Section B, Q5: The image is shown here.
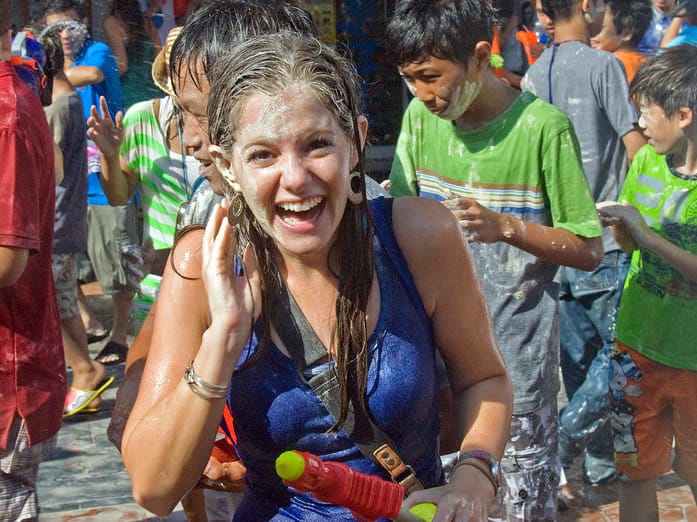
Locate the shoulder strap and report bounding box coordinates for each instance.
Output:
[271,276,424,494]
[369,197,429,322]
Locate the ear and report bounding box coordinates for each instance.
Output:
[208,144,241,192]
[350,115,369,167]
[676,107,693,130]
[473,41,492,72]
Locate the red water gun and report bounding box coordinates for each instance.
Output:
[275,450,436,521]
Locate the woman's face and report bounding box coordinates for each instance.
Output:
[225,86,360,261]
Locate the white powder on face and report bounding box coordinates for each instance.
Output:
[439,79,480,120]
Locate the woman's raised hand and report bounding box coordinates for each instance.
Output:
[202,199,262,352]
[86,95,123,158]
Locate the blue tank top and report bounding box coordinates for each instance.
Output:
[228,197,444,521]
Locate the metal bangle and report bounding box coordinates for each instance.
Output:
[183,362,230,399]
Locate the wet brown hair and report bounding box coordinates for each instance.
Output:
[208,33,374,431]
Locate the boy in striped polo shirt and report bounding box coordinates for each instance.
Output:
[386,0,603,519]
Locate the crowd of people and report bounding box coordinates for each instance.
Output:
[1,0,696,521]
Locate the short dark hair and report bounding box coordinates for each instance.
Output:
[631,44,697,117]
[170,0,315,93]
[539,0,578,21]
[606,0,653,48]
[45,0,85,21]
[385,0,495,68]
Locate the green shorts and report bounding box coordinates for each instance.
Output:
[86,203,139,295]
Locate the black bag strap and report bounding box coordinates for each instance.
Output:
[271,282,424,495]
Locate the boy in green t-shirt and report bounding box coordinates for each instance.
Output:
[386,0,603,518]
[597,44,697,521]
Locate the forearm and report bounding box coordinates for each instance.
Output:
[661,17,683,47]
[99,154,135,205]
[501,215,603,270]
[453,374,512,459]
[641,230,697,283]
[64,65,104,87]
[122,324,242,515]
[123,378,226,514]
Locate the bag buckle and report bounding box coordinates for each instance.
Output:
[373,443,424,495]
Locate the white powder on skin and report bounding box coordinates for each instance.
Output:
[440,80,481,120]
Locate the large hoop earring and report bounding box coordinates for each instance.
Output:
[227,192,245,226]
[347,171,364,205]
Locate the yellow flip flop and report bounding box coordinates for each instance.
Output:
[63,376,116,417]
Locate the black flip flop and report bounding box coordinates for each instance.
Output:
[95,341,128,365]
[87,330,109,344]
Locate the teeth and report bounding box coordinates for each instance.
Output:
[278,196,322,212]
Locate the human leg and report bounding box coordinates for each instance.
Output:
[619,477,658,521]
[490,401,560,521]
[52,253,108,409]
[87,204,139,363]
[611,344,674,521]
[670,366,697,506]
[110,289,135,346]
[76,250,108,341]
[558,253,630,479]
[0,416,57,522]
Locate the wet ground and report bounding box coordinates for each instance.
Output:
[35,289,695,521]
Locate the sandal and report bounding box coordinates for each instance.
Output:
[95,341,129,365]
[63,376,115,417]
[86,329,109,344]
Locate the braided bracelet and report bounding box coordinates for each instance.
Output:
[183,362,230,400]
[450,450,501,494]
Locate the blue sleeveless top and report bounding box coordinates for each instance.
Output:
[228,198,444,521]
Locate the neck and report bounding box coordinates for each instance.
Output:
[454,72,520,130]
[552,18,590,45]
[682,138,697,176]
[276,244,337,284]
[670,136,697,176]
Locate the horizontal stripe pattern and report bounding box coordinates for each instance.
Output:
[416,168,546,218]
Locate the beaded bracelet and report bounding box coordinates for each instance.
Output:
[183,362,230,399]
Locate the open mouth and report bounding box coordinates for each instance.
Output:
[276,196,324,225]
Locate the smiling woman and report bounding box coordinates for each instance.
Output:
[121,32,512,520]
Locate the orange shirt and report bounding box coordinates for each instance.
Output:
[614,50,646,84]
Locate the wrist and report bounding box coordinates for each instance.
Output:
[451,449,501,495]
[499,214,518,243]
[204,320,250,356]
